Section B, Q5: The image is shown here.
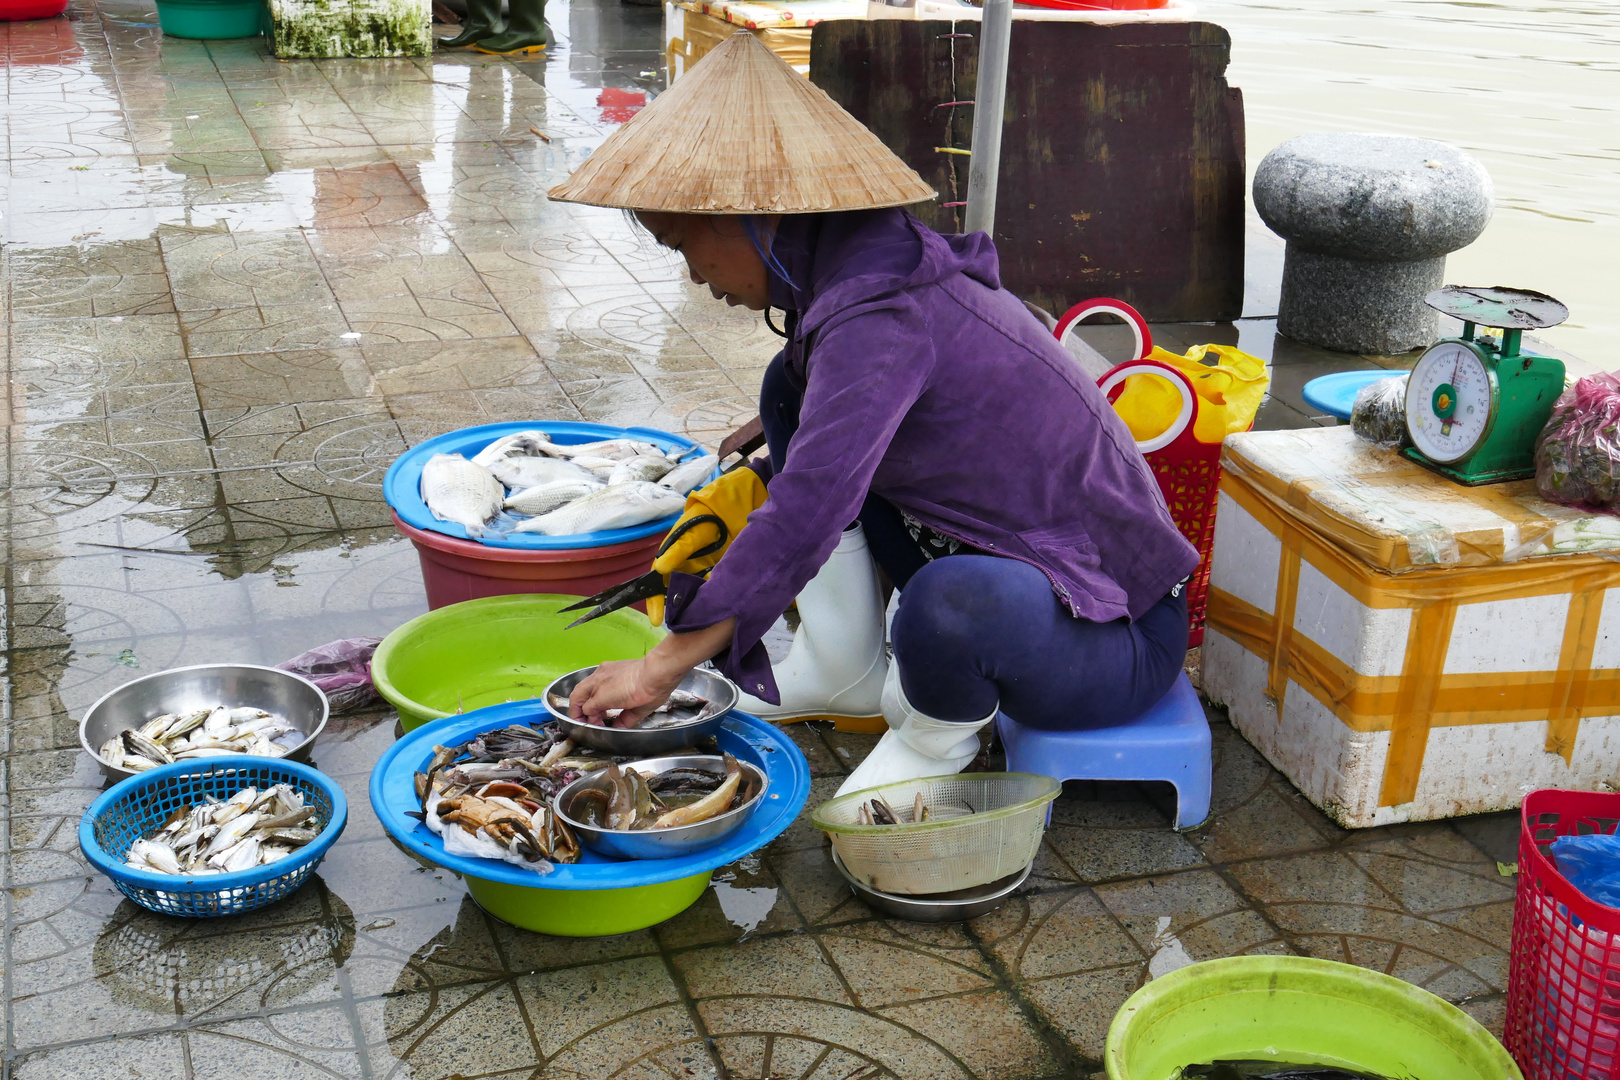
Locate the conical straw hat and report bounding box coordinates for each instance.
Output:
[547,32,936,214]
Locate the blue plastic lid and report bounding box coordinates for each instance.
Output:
[368,701,811,891]
[1301,370,1402,421]
[381,421,713,551]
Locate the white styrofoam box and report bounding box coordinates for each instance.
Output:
[1208,490,1279,614]
[1203,483,1620,827]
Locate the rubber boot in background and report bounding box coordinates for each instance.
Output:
[473,0,547,54]
[735,524,888,732]
[438,0,503,48]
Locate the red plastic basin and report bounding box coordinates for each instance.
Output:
[1,0,69,19]
[392,510,663,611]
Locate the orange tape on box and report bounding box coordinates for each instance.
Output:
[1207,470,1620,807]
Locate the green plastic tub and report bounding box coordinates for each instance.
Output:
[372,593,666,731]
[465,871,711,936]
[1106,956,1521,1080]
[154,0,265,38]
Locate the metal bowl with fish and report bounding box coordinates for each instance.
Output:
[79,664,329,781]
[543,665,737,756]
[554,752,768,860]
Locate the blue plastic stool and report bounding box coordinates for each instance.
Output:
[996,673,1212,829]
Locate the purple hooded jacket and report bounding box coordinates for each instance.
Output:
[665,209,1199,702]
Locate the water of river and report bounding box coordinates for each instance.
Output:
[1201,0,1618,365]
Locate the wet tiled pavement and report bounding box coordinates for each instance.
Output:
[2,3,1527,1077]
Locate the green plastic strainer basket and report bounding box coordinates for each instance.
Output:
[812,772,1060,895]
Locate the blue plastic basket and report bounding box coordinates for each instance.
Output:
[80,757,348,918]
[382,421,714,552]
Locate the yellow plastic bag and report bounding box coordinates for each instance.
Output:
[1111,344,1270,446]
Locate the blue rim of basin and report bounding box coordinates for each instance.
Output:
[1301,370,1401,421]
[382,421,714,551]
[369,701,810,890]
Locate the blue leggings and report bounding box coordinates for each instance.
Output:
[760,354,1187,730]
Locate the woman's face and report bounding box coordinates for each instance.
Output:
[637,212,777,310]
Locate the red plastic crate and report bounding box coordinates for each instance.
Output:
[1507,789,1620,1079]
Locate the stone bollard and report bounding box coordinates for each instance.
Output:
[1254,133,1493,354]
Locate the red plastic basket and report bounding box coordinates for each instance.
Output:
[1099,358,1228,648]
[1507,789,1620,1079]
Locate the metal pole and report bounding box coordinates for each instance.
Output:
[962,0,1013,238]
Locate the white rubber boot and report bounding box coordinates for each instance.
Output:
[834,664,994,797]
[737,524,888,730]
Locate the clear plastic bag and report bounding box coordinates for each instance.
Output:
[1537,374,1620,510]
[1350,374,1412,449]
[276,637,383,714]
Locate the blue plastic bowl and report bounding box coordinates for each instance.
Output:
[370,703,809,932]
[382,421,712,552]
[1301,369,1400,421]
[80,757,347,918]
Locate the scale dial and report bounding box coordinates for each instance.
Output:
[1405,340,1496,465]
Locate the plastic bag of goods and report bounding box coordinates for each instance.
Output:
[276,637,382,713]
[1350,375,1412,449]
[1536,373,1620,509]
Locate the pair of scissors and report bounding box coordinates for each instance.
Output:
[559,513,729,628]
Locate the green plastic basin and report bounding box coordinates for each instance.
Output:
[465,870,711,936]
[154,0,264,38]
[372,593,666,731]
[1106,956,1521,1080]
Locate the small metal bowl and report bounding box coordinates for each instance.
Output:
[554,753,768,860]
[830,851,1031,923]
[79,664,329,781]
[543,665,738,756]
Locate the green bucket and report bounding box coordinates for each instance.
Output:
[372,593,666,731]
[154,0,265,38]
[1106,957,1521,1080]
[465,870,711,936]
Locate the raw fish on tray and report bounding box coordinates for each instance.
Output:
[408,718,721,872]
[425,429,710,541]
[420,453,504,535]
[547,687,719,728]
[569,754,758,832]
[123,784,319,876]
[98,705,306,771]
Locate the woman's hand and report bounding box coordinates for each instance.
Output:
[568,658,682,728]
[566,617,738,728]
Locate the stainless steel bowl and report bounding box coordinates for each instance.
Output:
[830,851,1031,922]
[543,665,738,756]
[554,753,768,860]
[79,664,329,781]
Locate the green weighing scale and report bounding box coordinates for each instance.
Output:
[1402,285,1569,485]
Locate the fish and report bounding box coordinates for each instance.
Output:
[607,454,676,485]
[471,430,551,467]
[503,479,603,517]
[122,728,174,765]
[652,754,743,829]
[419,453,503,536]
[131,838,182,874]
[126,785,321,876]
[488,454,601,491]
[513,482,685,536]
[657,453,719,495]
[549,687,715,729]
[536,436,665,462]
